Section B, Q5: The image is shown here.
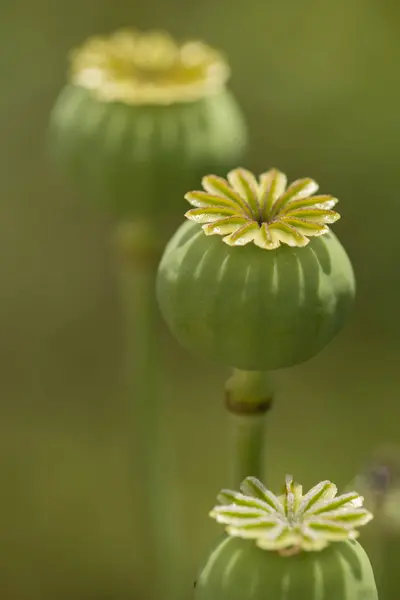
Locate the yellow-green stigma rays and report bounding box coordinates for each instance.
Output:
[210,476,373,555]
[69,29,229,105]
[185,168,340,250]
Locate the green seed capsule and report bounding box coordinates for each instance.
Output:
[195,536,378,600]
[196,476,377,600]
[157,178,355,370]
[48,29,247,220]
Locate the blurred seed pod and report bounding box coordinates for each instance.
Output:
[350,445,400,532]
[157,168,355,370]
[49,29,247,221]
[348,445,400,600]
[195,476,377,600]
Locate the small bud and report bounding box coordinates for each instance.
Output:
[350,445,400,533]
[348,446,400,599]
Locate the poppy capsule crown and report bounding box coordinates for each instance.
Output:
[68,29,230,105]
[157,167,355,371]
[185,168,340,250]
[211,475,373,554]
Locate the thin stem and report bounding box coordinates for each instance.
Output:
[378,533,399,600]
[225,369,273,487]
[228,412,267,485]
[114,220,183,600]
[367,494,398,600]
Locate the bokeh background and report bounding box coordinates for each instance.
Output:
[2,0,400,598]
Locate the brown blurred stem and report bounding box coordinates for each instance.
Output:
[225,369,273,487]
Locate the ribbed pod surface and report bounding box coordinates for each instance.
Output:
[49,85,247,218]
[195,537,378,600]
[157,220,355,370]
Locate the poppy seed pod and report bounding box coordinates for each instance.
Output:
[156,168,355,370]
[195,476,378,600]
[349,446,400,600]
[49,29,247,219]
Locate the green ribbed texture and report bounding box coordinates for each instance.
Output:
[157,220,355,371]
[48,85,247,219]
[195,537,378,600]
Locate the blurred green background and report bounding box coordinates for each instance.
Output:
[2,0,400,598]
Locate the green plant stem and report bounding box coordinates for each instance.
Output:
[228,412,268,485]
[225,369,273,487]
[378,534,399,600]
[114,220,183,600]
[366,499,399,600]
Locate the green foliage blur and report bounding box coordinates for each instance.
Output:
[1,0,400,598]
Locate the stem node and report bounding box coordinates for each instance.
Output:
[225,369,274,486]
